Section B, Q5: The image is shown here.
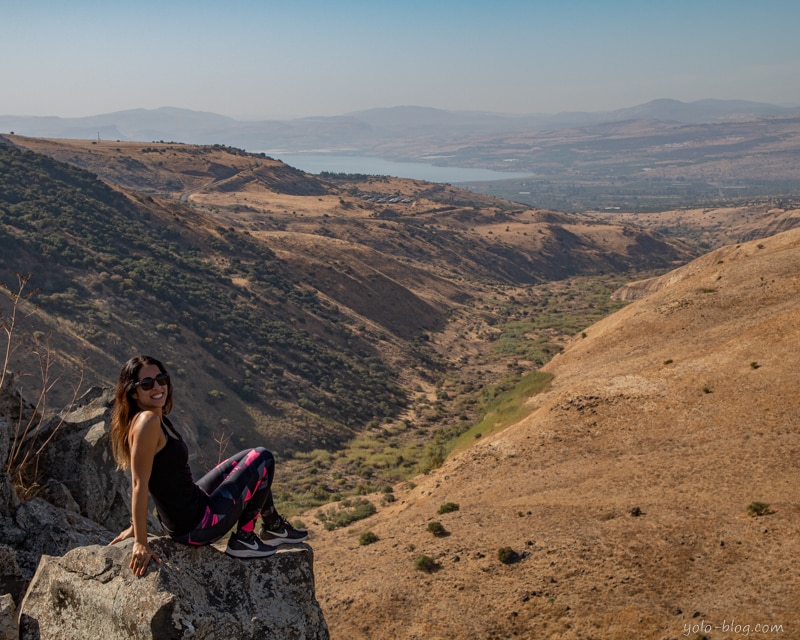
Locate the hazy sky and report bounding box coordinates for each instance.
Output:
[2,0,799,120]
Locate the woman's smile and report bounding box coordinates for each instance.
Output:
[133,364,169,412]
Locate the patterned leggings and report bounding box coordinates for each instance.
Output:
[171,447,275,546]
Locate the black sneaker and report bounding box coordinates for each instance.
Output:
[259,515,308,547]
[225,529,277,558]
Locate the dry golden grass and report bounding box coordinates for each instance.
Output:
[308,228,800,640]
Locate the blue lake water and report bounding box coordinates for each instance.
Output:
[263,153,532,184]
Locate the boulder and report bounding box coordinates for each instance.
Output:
[19,537,329,640]
[0,545,26,606]
[0,593,17,640]
[33,387,133,532]
[12,497,114,579]
[0,383,132,532]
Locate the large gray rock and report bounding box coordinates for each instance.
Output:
[0,545,26,606]
[19,537,329,640]
[33,387,133,532]
[0,593,17,640]
[0,383,131,531]
[12,497,114,581]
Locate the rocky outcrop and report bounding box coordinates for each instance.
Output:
[19,537,328,640]
[30,387,133,532]
[2,377,328,638]
[0,385,131,599]
[11,497,115,584]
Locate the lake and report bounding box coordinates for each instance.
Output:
[262,153,532,184]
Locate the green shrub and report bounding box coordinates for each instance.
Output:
[498,547,520,564]
[414,555,439,573]
[747,501,771,517]
[359,531,379,545]
[427,521,447,537]
[437,502,460,515]
[322,498,377,530]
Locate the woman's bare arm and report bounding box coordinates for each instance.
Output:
[125,411,164,576]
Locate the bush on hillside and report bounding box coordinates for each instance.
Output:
[359,531,379,546]
[414,555,439,573]
[437,502,460,514]
[322,498,376,530]
[498,547,521,564]
[747,501,771,517]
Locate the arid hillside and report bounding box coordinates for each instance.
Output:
[593,200,800,252]
[308,228,800,640]
[1,135,692,469]
[4,133,799,638]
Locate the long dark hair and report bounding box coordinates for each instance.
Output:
[110,355,173,469]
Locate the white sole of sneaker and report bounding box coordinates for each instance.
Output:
[225,548,277,558]
[261,535,309,547]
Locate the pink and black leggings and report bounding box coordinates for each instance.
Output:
[171,447,275,546]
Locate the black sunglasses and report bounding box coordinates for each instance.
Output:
[134,373,170,391]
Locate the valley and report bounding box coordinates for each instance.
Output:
[1,134,697,511]
[2,132,799,638]
[3,134,798,515]
[309,227,800,638]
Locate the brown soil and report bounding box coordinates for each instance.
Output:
[308,228,800,640]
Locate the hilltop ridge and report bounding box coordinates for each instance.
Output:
[5,100,800,213]
[2,99,796,147]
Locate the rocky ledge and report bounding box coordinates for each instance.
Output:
[1,380,328,639]
[19,537,328,640]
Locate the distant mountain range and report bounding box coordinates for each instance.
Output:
[2,99,798,154]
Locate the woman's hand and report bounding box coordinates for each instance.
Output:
[130,540,162,578]
[109,524,134,546]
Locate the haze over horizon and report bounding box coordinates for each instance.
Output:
[2,0,800,122]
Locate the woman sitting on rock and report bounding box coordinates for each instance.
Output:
[109,355,306,577]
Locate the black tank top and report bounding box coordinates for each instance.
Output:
[148,417,208,536]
